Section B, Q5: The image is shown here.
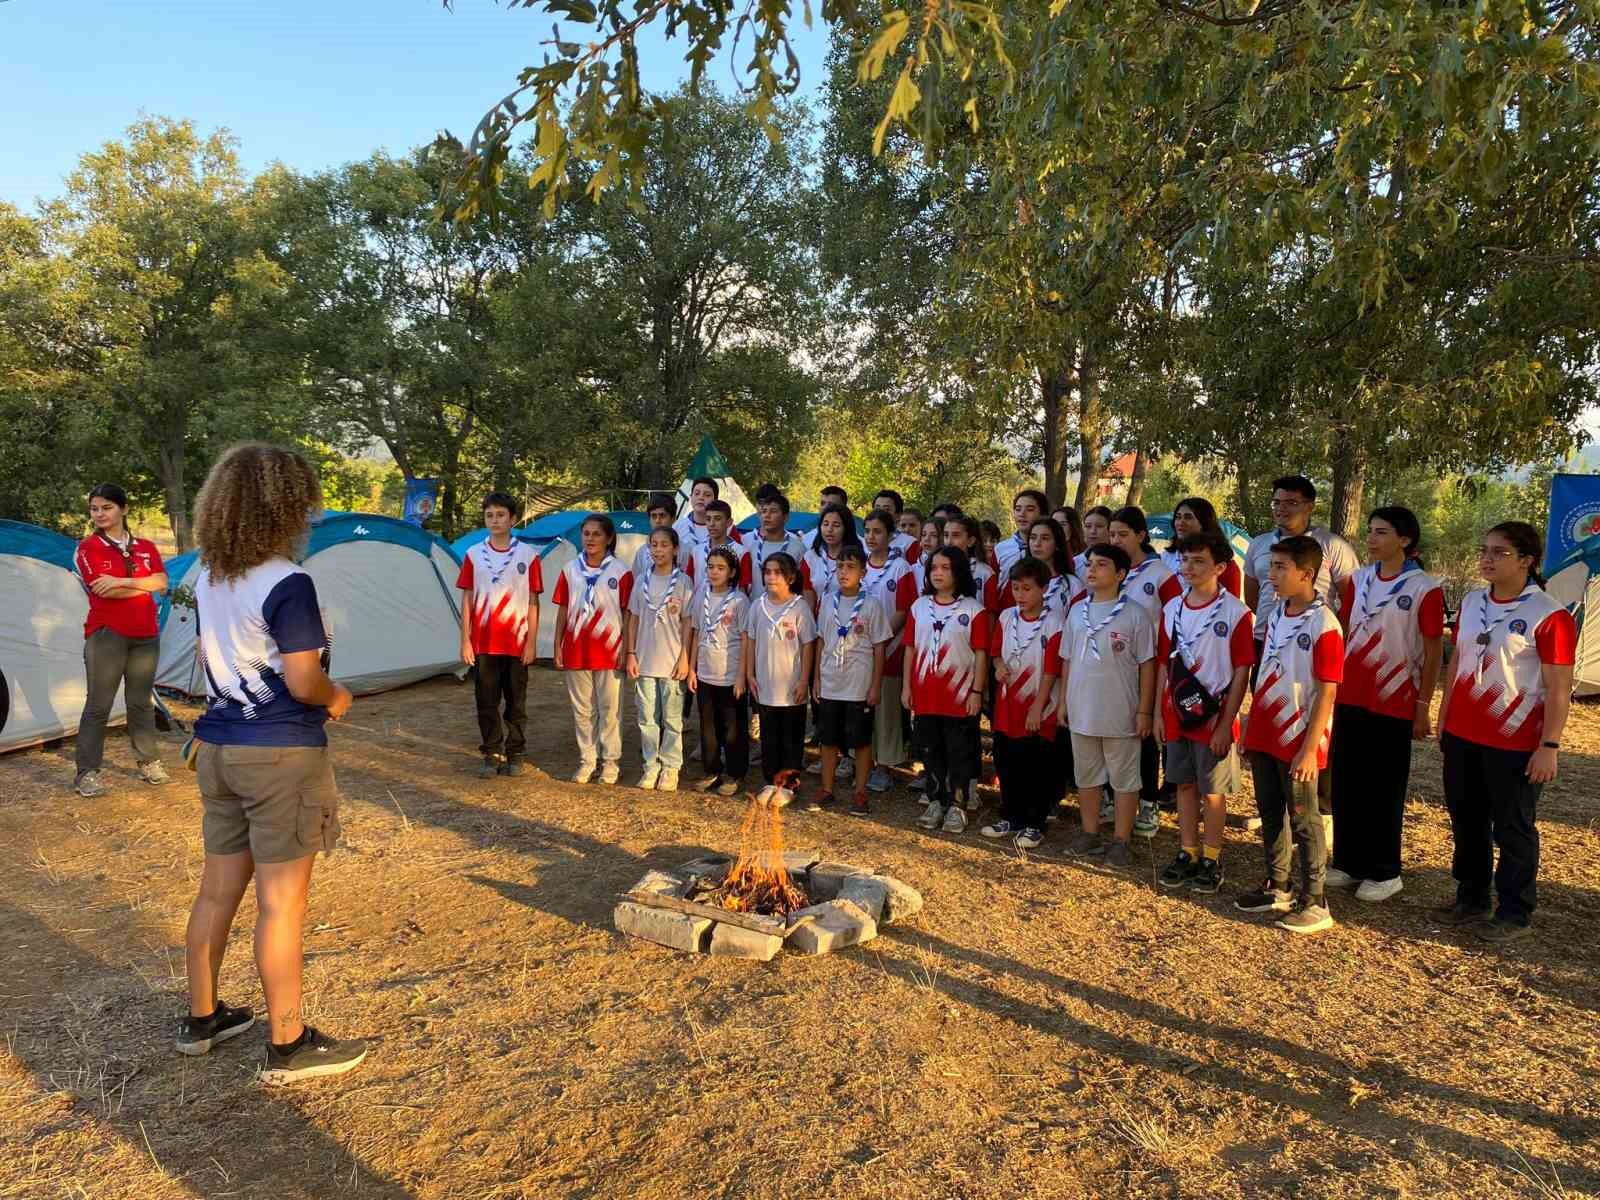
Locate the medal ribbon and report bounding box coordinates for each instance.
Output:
[1474,584,1540,683]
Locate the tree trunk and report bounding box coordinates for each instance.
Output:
[1329,434,1365,541]
[156,418,192,551]
[1073,343,1105,511]
[1126,448,1151,508]
[1039,352,1074,508]
[1235,458,1259,534]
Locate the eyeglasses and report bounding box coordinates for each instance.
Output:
[1269,497,1308,509]
[1476,546,1520,561]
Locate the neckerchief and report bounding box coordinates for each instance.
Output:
[1004,609,1047,674]
[643,566,684,621]
[759,595,802,643]
[700,585,735,640]
[829,590,867,666]
[1172,590,1227,670]
[1350,559,1420,632]
[478,537,518,587]
[1263,598,1324,670]
[97,530,136,577]
[1078,591,1129,662]
[1474,584,1541,683]
[574,555,616,623]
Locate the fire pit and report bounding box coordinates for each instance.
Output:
[614,779,922,961]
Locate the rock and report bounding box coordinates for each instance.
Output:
[836,875,889,923]
[614,902,712,953]
[787,899,877,955]
[782,849,821,874]
[806,861,869,902]
[679,856,732,883]
[868,875,923,923]
[708,922,784,961]
[632,869,692,898]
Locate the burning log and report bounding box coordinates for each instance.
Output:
[694,771,810,918]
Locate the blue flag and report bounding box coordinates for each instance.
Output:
[403,478,440,527]
[1545,473,1600,573]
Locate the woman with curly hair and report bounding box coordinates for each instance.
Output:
[179,443,367,1084]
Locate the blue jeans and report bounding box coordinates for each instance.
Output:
[635,676,685,770]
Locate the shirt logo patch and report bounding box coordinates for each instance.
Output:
[517,562,528,575]
[1296,632,1312,650]
[785,627,797,640]
[608,577,619,589]
[958,614,970,626]
[1144,582,1156,595]
[1110,631,1127,653]
[1396,594,1412,611]
[1213,621,1230,637]
[1509,618,1528,635]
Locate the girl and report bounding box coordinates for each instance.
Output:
[687,547,750,796]
[626,527,694,791]
[742,553,818,798]
[1326,506,1444,902]
[1436,521,1573,942]
[1053,506,1089,560]
[862,511,911,792]
[902,548,991,834]
[802,503,862,608]
[1108,506,1182,836]
[552,514,633,784]
[72,483,169,798]
[1075,505,1114,577]
[999,518,1077,615]
[182,443,364,1083]
[1163,497,1243,598]
[944,515,1001,611]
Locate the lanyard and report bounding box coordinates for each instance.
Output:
[1078,592,1128,661]
[575,555,616,621]
[1474,584,1540,682]
[760,596,802,643]
[700,586,735,639]
[98,531,135,577]
[829,590,867,665]
[1172,592,1227,669]
[1004,610,1046,673]
[1351,560,1420,631]
[643,567,683,620]
[1263,599,1324,669]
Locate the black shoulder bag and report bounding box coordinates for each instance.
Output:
[1167,611,1224,731]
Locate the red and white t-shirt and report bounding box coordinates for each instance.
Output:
[863,553,910,677]
[76,533,164,639]
[1122,556,1183,624]
[801,546,845,600]
[989,607,1064,740]
[456,538,543,657]
[687,538,753,591]
[993,531,1032,577]
[903,596,991,718]
[1243,601,1344,766]
[1339,562,1445,721]
[1161,550,1244,599]
[1443,586,1576,753]
[996,571,1081,617]
[743,594,818,706]
[551,554,633,670]
[890,530,919,562]
[1156,589,1255,742]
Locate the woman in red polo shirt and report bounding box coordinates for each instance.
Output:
[72,484,169,797]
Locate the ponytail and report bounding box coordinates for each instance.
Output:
[1110,505,1155,555]
[1487,520,1545,589]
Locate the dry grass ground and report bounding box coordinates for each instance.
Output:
[2,671,1597,1199]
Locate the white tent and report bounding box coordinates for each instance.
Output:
[0,520,127,754]
[452,510,652,660]
[674,436,755,524]
[1545,534,1600,697]
[157,514,467,697]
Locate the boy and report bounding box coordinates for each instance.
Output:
[688,499,752,590]
[898,507,925,545]
[1154,531,1254,893]
[811,546,891,815]
[996,490,1047,575]
[749,489,808,592]
[458,492,542,777]
[1236,535,1344,934]
[675,477,734,568]
[982,558,1065,849]
[873,489,919,561]
[820,484,849,512]
[1059,543,1155,868]
[633,492,677,578]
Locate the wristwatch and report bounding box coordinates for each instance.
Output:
[1542,740,1560,750]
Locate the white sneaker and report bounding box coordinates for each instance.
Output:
[980,819,1015,840]
[571,762,597,784]
[600,762,620,785]
[964,779,980,811]
[657,768,679,793]
[635,763,661,791]
[1356,876,1403,903]
[837,755,855,782]
[866,765,892,793]
[806,758,823,774]
[1324,866,1359,888]
[1014,828,1044,850]
[916,799,945,829]
[1099,796,1114,824]
[941,804,968,834]
[139,759,170,785]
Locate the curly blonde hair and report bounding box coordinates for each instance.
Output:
[193,443,322,582]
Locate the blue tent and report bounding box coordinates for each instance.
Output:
[1148,513,1254,560]
[1546,533,1600,696]
[736,511,866,537]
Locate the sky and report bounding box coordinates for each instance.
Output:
[0,0,830,210]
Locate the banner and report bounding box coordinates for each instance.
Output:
[1545,472,1600,573]
[402,477,440,527]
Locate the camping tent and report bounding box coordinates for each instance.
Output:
[1546,533,1600,697]
[156,514,467,697]
[735,511,864,538]
[0,520,128,753]
[452,510,652,659]
[1148,513,1254,561]
[675,437,755,524]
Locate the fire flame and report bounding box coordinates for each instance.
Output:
[704,771,809,917]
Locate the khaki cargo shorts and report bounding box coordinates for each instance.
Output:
[198,743,341,863]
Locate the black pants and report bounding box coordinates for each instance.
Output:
[1440,732,1541,924]
[1249,751,1329,897]
[915,713,980,806]
[474,654,528,759]
[1139,733,1160,804]
[1052,730,1076,800]
[698,682,749,781]
[76,628,160,772]
[759,703,807,783]
[996,732,1056,830]
[1330,704,1412,882]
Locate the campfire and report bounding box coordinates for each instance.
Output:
[613,771,924,961]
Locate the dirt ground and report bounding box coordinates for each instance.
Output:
[2,670,1597,1200]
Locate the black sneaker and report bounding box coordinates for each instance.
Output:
[1234,879,1293,913]
[1433,900,1492,925]
[261,1027,368,1085]
[499,758,525,777]
[849,793,870,818]
[1189,857,1223,894]
[805,791,835,813]
[1476,916,1532,944]
[175,1001,255,1056]
[1158,851,1198,890]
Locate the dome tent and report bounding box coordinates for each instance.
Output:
[156,514,467,698]
[452,510,652,660]
[1147,512,1254,561]
[0,520,128,753]
[1545,533,1600,698]
[675,437,755,525]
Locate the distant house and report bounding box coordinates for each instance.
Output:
[1096,452,1139,501]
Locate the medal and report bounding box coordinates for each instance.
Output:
[1473,585,1538,682]
[1005,610,1046,674]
